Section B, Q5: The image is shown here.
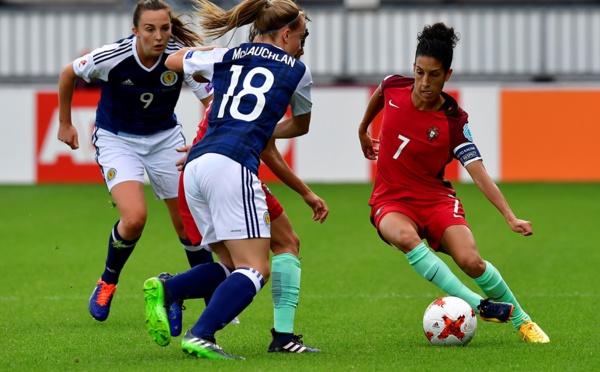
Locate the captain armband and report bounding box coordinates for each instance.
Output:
[454,142,482,167]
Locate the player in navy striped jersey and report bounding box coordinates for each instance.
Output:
[57,0,216,323]
[159,25,324,353]
[142,0,313,360]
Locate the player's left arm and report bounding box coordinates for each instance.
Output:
[260,138,328,223]
[271,113,311,138]
[272,68,313,139]
[358,84,384,160]
[465,160,533,236]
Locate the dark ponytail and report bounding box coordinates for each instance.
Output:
[415,22,460,72]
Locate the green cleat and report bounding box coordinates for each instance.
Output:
[181,330,244,360]
[143,277,171,347]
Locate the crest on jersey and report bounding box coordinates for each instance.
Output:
[263,211,271,228]
[106,168,117,182]
[463,124,473,141]
[160,71,178,86]
[427,126,440,142]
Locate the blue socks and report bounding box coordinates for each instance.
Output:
[191,267,264,339]
[165,262,231,301]
[181,238,214,268]
[180,238,215,306]
[101,221,138,285]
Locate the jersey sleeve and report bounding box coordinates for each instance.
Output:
[451,119,483,167]
[185,74,213,101]
[73,48,111,82]
[381,75,414,93]
[72,54,96,83]
[73,42,123,82]
[289,66,313,116]
[169,40,214,100]
[182,47,228,82]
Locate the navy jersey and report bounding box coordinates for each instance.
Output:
[73,35,212,135]
[183,43,313,174]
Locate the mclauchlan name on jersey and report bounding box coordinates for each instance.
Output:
[231,46,296,67]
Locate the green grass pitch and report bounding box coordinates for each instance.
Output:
[1,182,598,371]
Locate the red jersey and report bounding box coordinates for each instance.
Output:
[369,75,476,207]
[193,102,212,144]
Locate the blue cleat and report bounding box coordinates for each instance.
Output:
[157,272,184,337]
[89,279,117,322]
[478,298,515,323]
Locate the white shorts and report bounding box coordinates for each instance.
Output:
[183,153,271,245]
[93,126,185,200]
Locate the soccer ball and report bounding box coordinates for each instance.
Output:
[422,296,477,346]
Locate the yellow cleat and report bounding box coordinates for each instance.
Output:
[519,320,550,343]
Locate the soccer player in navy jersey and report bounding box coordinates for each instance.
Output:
[162,24,325,353]
[57,0,216,323]
[174,110,327,353]
[358,22,549,343]
[142,0,314,360]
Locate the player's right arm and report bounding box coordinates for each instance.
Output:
[57,61,80,150]
[260,138,328,223]
[58,47,106,150]
[165,46,227,81]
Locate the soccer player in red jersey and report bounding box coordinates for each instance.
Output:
[358,22,549,343]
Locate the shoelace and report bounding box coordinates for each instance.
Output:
[166,301,185,313]
[479,299,511,317]
[477,299,489,311]
[521,321,544,338]
[291,334,305,345]
[96,282,116,306]
[523,324,538,337]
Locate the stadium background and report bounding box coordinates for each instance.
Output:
[1,0,599,184]
[2,3,599,369]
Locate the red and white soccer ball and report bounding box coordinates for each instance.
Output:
[423,296,477,346]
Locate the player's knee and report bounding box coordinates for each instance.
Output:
[458,254,486,278]
[270,232,300,256]
[259,265,271,284]
[293,234,300,255]
[391,229,421,252]
[172,222,187,238]
[235,259,271,283]
[120,213,147,236]
[286,233,300,255]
